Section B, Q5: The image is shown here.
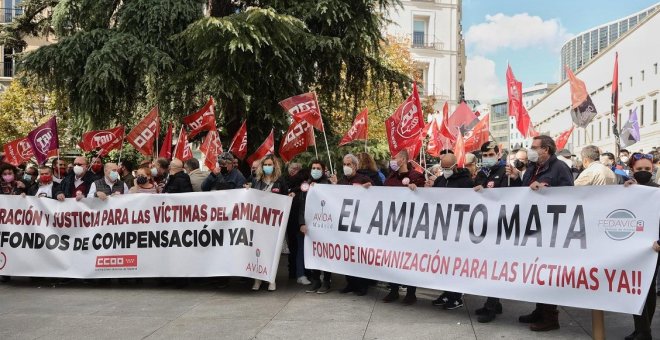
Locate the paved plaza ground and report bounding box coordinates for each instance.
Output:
[0,258,657,339]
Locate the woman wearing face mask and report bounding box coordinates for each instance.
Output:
[297,160,333,293]
[129,166,160,194]
[0,163,26,283]
[623,153,658,340]
[249,155,288,291]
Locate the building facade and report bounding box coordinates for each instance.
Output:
[489,83,556,150]
[560,3,659,81]
[530,8,660,155]
[384,0,465,110]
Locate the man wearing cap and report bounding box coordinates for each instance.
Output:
[202,152,246,191]
[472,142,522,323]
[557,149,579,180]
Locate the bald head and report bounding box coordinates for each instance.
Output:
[170,159,183,174]
[441,154,457,168]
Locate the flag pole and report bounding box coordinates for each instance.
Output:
[313,130,319,159]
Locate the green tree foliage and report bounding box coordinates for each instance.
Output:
[3,0,408,158]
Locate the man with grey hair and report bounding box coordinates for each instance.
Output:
[574,145,616,186]
[87,163,129,200]
[184,158,208,192]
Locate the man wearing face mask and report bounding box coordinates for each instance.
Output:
[89,157,104,181]
[618,149,631,173]
[87,163,128,200]
[508,135,573,332]
[513,149,529,178]
[21,165,39,195]
[163,159,193,194]
[382,149,426,305]
[557,149,579,180]
[600,152,628,184]
[29,166,65,201]
[426,153,473,310]
[53,159,68,184]
[61,156,97,200]
[201,153,246,191]
[329,153,373,296]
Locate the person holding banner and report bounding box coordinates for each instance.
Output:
[163,159,193,194]
[299,160,333,293]
[87,163,129,199]
[249,155,288,292]
[508,135,573,332]
[0,162,26,283]
[330,153,373,296]
[202,153,246,191]
[472,142,521,323]
[427,153,474,310]
[382,150,425,305]
[53,159,68,184]
[623,153,659,340]
[30,165,66,201]
[61,156,97,200]
[89,157,104,182]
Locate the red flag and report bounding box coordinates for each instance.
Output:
[78,125,125,157]
[554,126,575,150]
[279,119,315,162]
[127,106,159,156]
[183,97,217,139]
[517,109,532,138]
[385,83,425,155]
[464,114,490,152]
[455,131,466,168]
[438,102,456,142]
[172,126,192,162]
[448,102,477,136]
[229,121,248,160]
[506,65,524,121]
[611,53,620,139]
[339,108,368,146]
[280,92,324,131]
[200,130,223,171]
[27,116,59,164]
[3,137,33,166]
[527,121,540,137]
[159,123,173,159]
[566,66,597,128]
[426,119,444,157]
[247,130,274,165]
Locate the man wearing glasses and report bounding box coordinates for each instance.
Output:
[201,152,246,191]
[60,156,98,200]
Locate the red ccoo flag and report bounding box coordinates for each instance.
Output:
[566,66,597,128]
[172,126,192,162]
[199,129,223,171]
[280,92,324,131]
[554,126,575,150]
[339,108,368,146]
[464,114,490,152]
[385,83,425,156]
[3,137,33,166]
[229,121,248,160]
[247,130,274,165]
[183,97,217,139]
[128,106,160,156]
[280,119,315,162]
[27,116,59,164]
[159,123,173,159]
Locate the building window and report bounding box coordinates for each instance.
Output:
[653,99,658,123]
[606,118,611,137]
[640,105,644,126]
[590,124,594,142]
[630,76,633,87]
[609,23,618,43]
[619,82,623,93]
[414,68,427,95]
[655,63,658,75]
[412,19,427,48]
[641,70,645,81]
[598,27,608,50]
[598,121,602,140]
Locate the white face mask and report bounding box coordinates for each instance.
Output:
[389,160,400,172]
[343,166,354,177]
[442,169,454,178]
[73,165,84,176]
[310,169,323,180]
[527,149,539,163]
[150,168,158,177]
[108,171,119,182]
[620,156,629,163]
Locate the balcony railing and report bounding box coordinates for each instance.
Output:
[1,61,15,78]
[1,8,23,24]
[411,33,445,50]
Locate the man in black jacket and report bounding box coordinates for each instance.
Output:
[30,165,65,201]
[201,153,246,191]
[510,135,574,332]
[164,159,193,194]
[426,153,473,310]
[472,142,521,323]
[61,156,97,200]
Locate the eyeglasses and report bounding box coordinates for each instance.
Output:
[632,153,653,161]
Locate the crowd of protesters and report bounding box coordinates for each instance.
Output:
[1,135,659,339]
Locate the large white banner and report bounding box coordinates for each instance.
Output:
[0,189,292,281]
[304,184,660,314]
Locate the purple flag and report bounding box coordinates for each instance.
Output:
[619,108,640,148]
[27,116,59,164]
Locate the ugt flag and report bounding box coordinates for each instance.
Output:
[386,83,425,156]
[339,108,368,146]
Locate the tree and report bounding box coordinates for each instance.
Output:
[3,0,408,155]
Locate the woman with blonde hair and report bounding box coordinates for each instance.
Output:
[248,154,289,291]
[356,152,383,186]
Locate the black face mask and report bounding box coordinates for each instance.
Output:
[136,176,148,185]
[514,160,526,171]
[633,171,653,184]
[220,167,229,175]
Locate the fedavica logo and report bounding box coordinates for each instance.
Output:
[598,209,644,241]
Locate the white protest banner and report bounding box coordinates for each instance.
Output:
[304,184,660,314]
[0,189,292,281]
